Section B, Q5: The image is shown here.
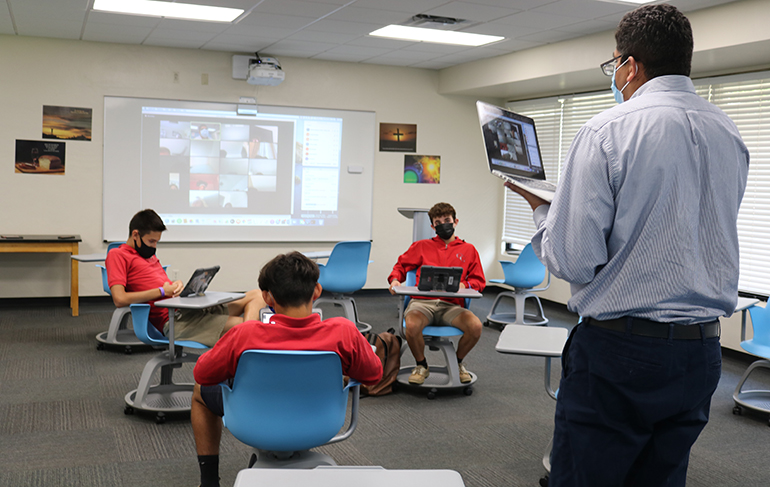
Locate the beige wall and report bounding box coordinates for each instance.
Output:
[0,34,503,300]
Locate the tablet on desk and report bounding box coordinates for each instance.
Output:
[179,266,220,297]
[418,266,463,293]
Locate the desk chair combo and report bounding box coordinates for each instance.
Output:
[222,350,360,468]
[732,302,770,424]
[395,270,477,399]
[486,243,549,329]
[95,242,147,354]
[495,323,569,487]
[123,303,209,423]
[314,240,372,333]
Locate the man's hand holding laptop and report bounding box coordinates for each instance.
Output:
[504,181,550,211]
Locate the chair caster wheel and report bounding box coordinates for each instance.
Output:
[483,321,489,327]
[124,406,134,415]
[96,343,105,350]
[539,475,549,487]
[155,413,166,424]
[463,387,473,396]
[733,406,742,415]
[427,389,437,400]
[124,346,132,355]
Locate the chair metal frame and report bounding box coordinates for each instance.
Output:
[486,243,550,328]
[123,303,209,423]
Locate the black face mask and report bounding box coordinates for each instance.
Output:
[135,236,157,259]
[435,222,455,240]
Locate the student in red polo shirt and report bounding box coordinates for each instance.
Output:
[105,209,264,347]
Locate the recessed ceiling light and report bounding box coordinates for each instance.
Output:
[93,0,244,23]
[369,25,504,47]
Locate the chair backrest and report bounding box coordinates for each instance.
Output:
[747,304,770,350]
[500,243,546,289]
[99,242,125,295]
[317,241,372,294]
[222,350,350,452]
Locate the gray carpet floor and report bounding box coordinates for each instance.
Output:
[1,289,769,486]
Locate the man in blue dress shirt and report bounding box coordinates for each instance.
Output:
[507,5,749,486]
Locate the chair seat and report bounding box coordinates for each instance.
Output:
[741,339,770,360]
[423,325,463,337]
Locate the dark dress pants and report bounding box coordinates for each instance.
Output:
[548,323,722,487]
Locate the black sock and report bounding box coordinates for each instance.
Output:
[416,358,428,368]
[198,455,220,487]
[457,356,464,364]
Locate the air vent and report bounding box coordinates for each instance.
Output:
[404,14,472,30]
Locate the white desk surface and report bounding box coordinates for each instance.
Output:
[393,286,482,299]
[154,291,245,310]
[736,297,760,313]
[71,253,107,262]
[496,324,569,357]
[233,466,465,487]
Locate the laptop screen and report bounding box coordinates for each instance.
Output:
[476,101,546,180]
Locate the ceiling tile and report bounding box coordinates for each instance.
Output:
[202,38,274,52]
[465,0,559,8]
[15,21,83,40]
[315,44,392,58]
[143,38,207,49]
[156,18,232,34]
[224,23,294,39]
[482,37,543,52]
[350,0,451,14]
[87,11,162,28]
[326,6,411,24]
[532,0,633,20]
[251,0,344,18]
[286,29,361,44]
[401,42,473,55]
[424,1,523,22]
[237,12,316,30]
[517,28,581,44]
[304,18,384,35]
[82,26,153,45]
[268,38,338,53]
[344,36,417,50]
[460,21,539,38]
[555,18,616,35]
[370,49,445,63]
[410,59,458,70]
[495,10,584,30]
[145,29,220,43]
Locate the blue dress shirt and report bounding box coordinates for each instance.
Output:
[532,75,750,323]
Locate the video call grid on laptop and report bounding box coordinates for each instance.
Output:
[476,101,557,202]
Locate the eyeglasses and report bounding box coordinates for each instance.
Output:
[600,54,623,76]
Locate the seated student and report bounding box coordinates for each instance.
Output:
[388,202,486,385]
[105,209,264,347]
[191,251,383,487]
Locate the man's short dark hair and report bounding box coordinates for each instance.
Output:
[428,202,456,224]
[615,4,693,79]
[258,252,319,308]
[129,209,166,237]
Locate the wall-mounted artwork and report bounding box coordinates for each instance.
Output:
[15,140,66,175]
[380,123,416,152]
[404,155,440,184]
[43,105,92,141]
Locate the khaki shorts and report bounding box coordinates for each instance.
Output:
[405,299,466,327]
[163,304,229,348]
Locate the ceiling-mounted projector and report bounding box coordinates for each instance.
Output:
[247,56,285,86]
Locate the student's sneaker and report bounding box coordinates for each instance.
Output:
[408,365,430,385]
[458,362,472,383]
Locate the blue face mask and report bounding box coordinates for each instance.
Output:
[611,58,631,104]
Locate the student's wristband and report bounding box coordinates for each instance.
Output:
[159,286,165,298]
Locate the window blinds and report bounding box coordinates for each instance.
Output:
[503,72,770,295]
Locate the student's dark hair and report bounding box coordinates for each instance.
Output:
[128,209,166,237]
[428,202,456,224]
[258,251,319,308]
[615,4,693,79]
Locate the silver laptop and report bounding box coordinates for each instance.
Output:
[476,101,556,202]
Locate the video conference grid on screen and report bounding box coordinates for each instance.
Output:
[140,106,343,228]
[481,110,543,176]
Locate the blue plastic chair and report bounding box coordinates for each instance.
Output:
[95,242,146,353]
[315,241,372,329]
[486,243,549,328]
[123,303,209,423]
[733,303,770,423]
[222,350,361,468]
[396,270,475,398]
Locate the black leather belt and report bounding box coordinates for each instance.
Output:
[585,317,720,340]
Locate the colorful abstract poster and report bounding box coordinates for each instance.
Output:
[404,155,440,184]
[42,105,92,141]
[380,123,416,152]
[15,140,66,175]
